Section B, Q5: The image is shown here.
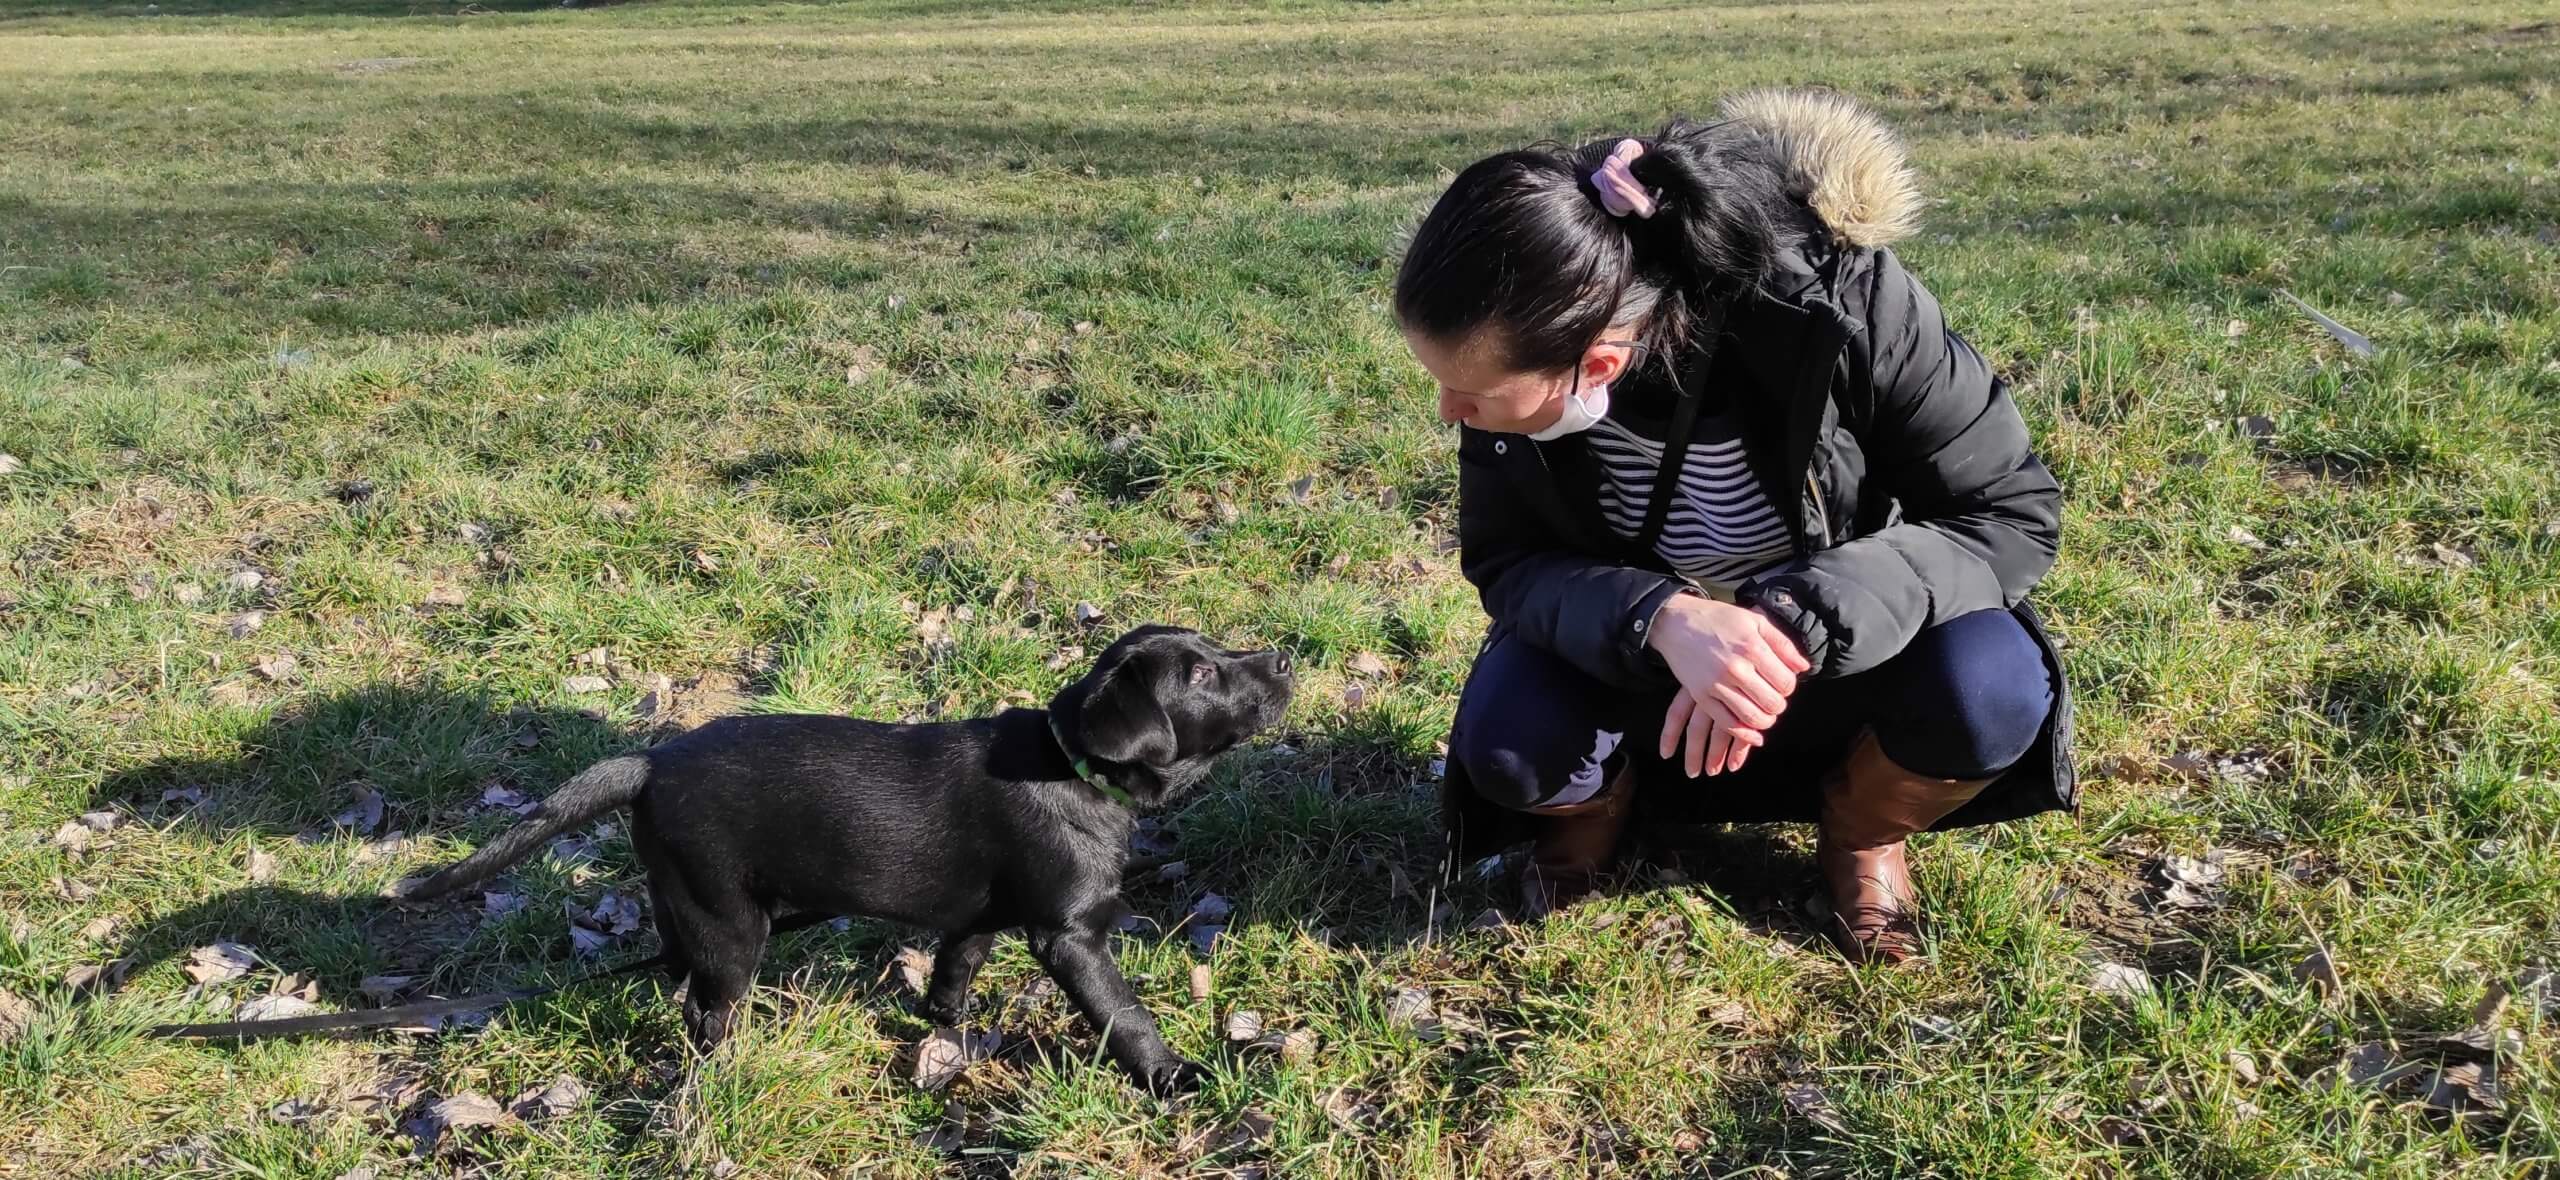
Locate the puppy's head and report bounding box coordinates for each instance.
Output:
[1048,624,1295,806]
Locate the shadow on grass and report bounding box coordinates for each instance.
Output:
[92,679,636,841]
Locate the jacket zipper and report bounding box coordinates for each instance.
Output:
[1803,468,1832,549]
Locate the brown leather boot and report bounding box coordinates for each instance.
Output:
[1518,766,1636,920]
[1817,732,1994,964]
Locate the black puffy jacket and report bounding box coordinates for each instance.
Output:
[1449,90,2073,837]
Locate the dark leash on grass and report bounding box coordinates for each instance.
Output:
[144,910,845,1042]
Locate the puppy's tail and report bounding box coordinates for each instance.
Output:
[389,756,651,902]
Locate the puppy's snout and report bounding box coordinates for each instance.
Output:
[1270,649,1294,677]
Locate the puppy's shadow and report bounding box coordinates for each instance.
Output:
[83,884,484,1012]
[92,679,636,843]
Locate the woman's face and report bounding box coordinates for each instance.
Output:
[1404,330,1632,435]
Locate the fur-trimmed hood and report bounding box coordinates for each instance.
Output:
[1719,89,1922,249]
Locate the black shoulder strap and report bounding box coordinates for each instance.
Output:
[1633,301,1729,553]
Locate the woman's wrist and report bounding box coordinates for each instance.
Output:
[1642,589,1713,652]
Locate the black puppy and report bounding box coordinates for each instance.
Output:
[395,624,1293,1094]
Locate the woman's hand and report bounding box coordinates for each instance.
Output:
[1645,595,1812,777]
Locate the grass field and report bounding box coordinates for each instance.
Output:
[4,0,2558,1175]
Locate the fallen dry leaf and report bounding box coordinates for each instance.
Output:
[359,975,415,1004]
[1191,892,1233,923]
[562,674,610,695]
[226,611,265,639]
[1347,651,1390,678]
[2154,852,2229,910]
[0,988,35,1043]
[51,821,92,853]
[568,925,613,958]
[1188,924,1225,954]
[1274,1027,1321,1065]
[184,941,258,985]
[254,652,298,683]
[894,946,934,996]
[1782,1083,1848,1135]
[332,786,385,834]
[2330,1041,2429,1091]
[268,1097,325,1125]
[1155,859,1190,884]
[245,847,278,882]
[422,584,469,609]
[404,1091,510,1152]
[2153,750,2214,782]
[911,1027,1000,1091]
[52,876,97,902]
[2295,947,2343,997]
[2226,1050,2261,1086]
[2423,1060,2503,1120]
[1216,1107,1278,1153]
[2275,289,2379,357]
[80,916,117,942]
[65,958,131,993]
[510,1075,589,1121]
[2088,961,2153,999]
[1224,1010,1265,1042]
[1190,963,1213,1004]
[236,995,321,1021]
[587,890,643,934]
[1319,1086,1374,1129]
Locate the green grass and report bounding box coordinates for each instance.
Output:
[4,0,2559,1175]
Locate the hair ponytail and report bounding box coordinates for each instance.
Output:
[1393,117,1799,377]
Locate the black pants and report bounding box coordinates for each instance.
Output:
[1450,608,2056,816]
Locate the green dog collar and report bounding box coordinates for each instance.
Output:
[1049,714,1135,808]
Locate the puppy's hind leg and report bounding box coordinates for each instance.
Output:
[653,879,770,1052]
[918,931,996,1026]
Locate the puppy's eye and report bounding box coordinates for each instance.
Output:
[1188,662,1215,685]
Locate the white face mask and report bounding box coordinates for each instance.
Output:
[1526,377,1610,441]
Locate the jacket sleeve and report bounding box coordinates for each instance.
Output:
[1457,428,1688,690]
[1739,250,2062,678]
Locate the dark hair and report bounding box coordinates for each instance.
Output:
[1392,118,1797,374]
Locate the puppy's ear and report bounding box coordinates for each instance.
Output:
[1062,662,1178,767]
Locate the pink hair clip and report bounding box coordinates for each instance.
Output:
[1589,139,1656,219]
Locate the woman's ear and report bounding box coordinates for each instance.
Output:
[1581,339,1636,388]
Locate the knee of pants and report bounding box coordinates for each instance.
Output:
[1873,609,2053,780]
[1450,638,1627,811]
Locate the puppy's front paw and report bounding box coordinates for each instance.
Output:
[1137,1057,1205,1097]
[914,995,970,1026]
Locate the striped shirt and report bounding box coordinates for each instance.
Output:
[1587,411,1794,592]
